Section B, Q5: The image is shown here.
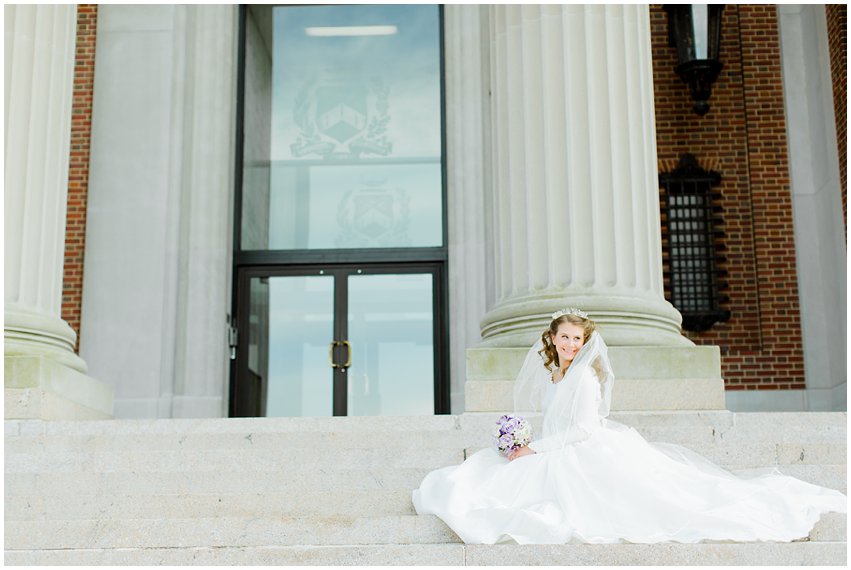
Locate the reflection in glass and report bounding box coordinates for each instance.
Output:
[347,274,434,415]
[256,276,335,417]
[242,4,443,250]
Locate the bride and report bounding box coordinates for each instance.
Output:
[412,308,846,544]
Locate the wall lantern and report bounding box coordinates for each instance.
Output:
[663,4,725,116]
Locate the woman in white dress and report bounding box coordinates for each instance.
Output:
[412,308,846,545]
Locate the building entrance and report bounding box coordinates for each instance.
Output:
[231,264,447,417]
[231,4,447,417]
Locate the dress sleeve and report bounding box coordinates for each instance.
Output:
[527,369,602,453]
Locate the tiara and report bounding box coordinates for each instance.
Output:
[551,307,588,320]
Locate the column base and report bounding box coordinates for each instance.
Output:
[4,305,112,419]
[465,345,725,412]
[5,356,114,420]
[479,293,694,348]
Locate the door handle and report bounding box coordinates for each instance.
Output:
[341,340,352,369]
[329,341,340,369]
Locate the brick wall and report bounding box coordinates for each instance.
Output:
[62,4,98,351]
[825,4,847,239]
[650,5,805,391]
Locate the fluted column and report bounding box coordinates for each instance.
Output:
[4,5,86,369]
[5,5,113,418]
[481,5,690,347]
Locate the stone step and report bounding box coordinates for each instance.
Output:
[4,416,459,437]
[6,455,845,495]
[5,465,845,522]
[7,411,845,439]
[464,541,847,566]
[6,421,843,457]
[5,484,844,540]
[4,447,466,472]
[5,489,420,520]
[5,467,435,496]
[4,541,846,566]
[4,515,459,550]
[5,412,846,463]
[460,412,848,444]
[460,441,846,469]
[3,430,474,455]
[4,512,843,552]
[734,464,847,494]
[8,434,843,476]
[808,513,848,542]
[6,466,845,522]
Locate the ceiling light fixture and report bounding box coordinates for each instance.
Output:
[305,25,398,37]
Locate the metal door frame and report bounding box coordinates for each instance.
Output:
[230,263,448,417]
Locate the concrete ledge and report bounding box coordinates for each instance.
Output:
[464,541,847,566]
[465,345,724,412]
[4,542,845,566]
[5,356,113,420]
[465,377,725,412]
[3,544,467,566]
[4,515,460,550]
[466,345,721,381]
[613,376,725,410]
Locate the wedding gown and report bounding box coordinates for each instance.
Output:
[412,333,846,545]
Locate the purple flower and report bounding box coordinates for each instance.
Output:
[493,413,533,454]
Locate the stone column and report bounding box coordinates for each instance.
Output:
[481,5,690,348]
[4,5,113,419]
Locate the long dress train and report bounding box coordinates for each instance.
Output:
[412,341,846,545]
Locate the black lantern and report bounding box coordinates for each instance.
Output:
[663,5,724,116]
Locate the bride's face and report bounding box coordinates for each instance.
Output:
[551,322,585,366]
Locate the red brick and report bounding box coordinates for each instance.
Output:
[61,4,98,353]
[651,5,805,390]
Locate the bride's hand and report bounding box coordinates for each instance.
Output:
[507,445,535,461]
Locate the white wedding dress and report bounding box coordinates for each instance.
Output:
[412,333,846,545]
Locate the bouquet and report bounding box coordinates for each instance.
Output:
[493,414,532,455]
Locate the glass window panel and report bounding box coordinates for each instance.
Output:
[257,276,335,417]
[242,5,443,250]
[347,273,434,415]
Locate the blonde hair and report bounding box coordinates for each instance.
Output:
[538,314,596,371]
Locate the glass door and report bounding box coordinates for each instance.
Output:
[231,265,445,417]
[347,272,435,416]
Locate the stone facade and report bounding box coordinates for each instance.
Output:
[50,5,846,415]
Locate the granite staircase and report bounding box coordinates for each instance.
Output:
[4,411,847,565]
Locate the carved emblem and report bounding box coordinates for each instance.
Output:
[336,178,410,247]
[291,76,392,159]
